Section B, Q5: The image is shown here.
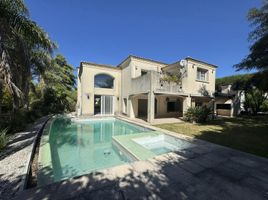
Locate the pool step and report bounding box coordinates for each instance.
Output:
[112,131,162,160]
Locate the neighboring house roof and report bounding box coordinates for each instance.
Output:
[186,57,218,68]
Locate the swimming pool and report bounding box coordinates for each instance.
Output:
[37,117,150,186]
[37,116,195,186]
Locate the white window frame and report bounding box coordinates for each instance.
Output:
[197,68,208,82]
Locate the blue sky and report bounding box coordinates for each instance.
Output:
[25,0,261,78]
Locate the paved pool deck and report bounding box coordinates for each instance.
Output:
[16,116,268,200]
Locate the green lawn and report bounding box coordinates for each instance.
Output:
[155,116,268,158]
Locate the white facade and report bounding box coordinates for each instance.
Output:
[77,55,217,123]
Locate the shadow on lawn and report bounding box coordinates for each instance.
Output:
[193,116,268,158]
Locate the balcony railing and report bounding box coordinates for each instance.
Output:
[131,71,183,94]
[131,72,151,94]
[151,71,183,93]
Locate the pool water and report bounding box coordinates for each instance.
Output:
[151,147,172,155]
[133,134,195,155]
[38,117,150,185]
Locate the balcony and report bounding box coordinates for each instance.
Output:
[131,71,183,94]
[131,72,151,94]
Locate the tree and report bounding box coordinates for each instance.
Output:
[244,87,268,115]
[40,54,76,113]
[0,0,56,110]
[235,2,268,91]
[216,74,254,91]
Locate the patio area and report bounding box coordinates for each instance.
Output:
[16,118,268,200]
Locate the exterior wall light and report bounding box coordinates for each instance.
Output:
[85,93,90,99]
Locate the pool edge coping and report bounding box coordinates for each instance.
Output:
[19,115,53,191]
[112,131,161,161]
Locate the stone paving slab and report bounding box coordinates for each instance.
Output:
[16,148,268,200]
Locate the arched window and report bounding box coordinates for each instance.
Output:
[94,74,114,89]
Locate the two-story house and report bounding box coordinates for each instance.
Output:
[77,55,217,123]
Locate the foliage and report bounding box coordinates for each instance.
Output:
[0,85,13,112]
[160,72,182,85]
[0,1,76,134]
[235,2,268,90]
[0,0,56,110]
[0,54,76,133]
[0,128,8,150]
[216,74,254,91]
[184,106,212,123]
[27,54,76,115]
[198,85,210,96]
[244,87,268,115]
[260,99,268,111]
[42,54,76,113]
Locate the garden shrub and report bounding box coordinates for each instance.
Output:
[8,109,29,132]
[184,106,212,123]
[260,100,268,112]
[0,128,9,150]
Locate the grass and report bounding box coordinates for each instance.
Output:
[156,116,268,158]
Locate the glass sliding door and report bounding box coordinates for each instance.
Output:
[94,95,101,115]
[94,95,113,115]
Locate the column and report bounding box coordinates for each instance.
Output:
[128,96,135,118]
[147,91,155,123]
[182,95,192,115]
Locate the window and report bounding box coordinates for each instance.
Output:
[197,68,208,81]
[94,74,114,88]
[216,104,231,110]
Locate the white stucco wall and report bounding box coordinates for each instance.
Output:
[78,63,121,115]
[182,60,216,96]
[120,57,166,118]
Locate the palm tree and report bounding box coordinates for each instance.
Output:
[0,0,56,110]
